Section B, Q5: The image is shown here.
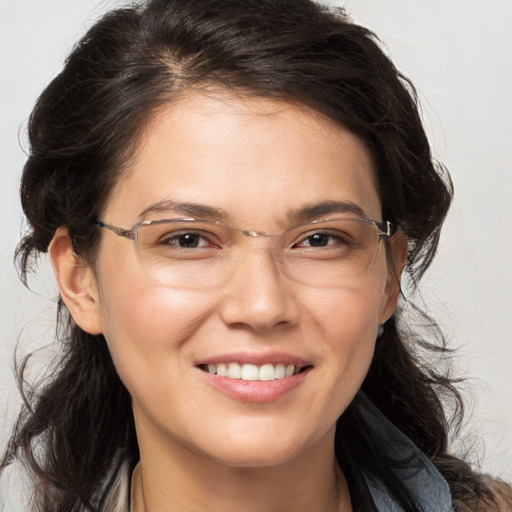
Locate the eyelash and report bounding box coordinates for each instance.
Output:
[158,229,351,250]
[160,231,218,249]
[293,231,350,248]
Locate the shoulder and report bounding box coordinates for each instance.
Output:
[349,393,512,512]
[348,393,454,511]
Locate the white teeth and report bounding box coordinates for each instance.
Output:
[227,362,242,379]
[275,363,286,379]
[205,362,302,380]
[217,363,227,376]
[258,363,275,381]
[241,364,259,381]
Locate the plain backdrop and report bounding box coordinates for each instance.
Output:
[1,0,511,486]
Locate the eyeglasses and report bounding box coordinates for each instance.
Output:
[96,216,397,289]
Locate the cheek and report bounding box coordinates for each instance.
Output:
[95,264,214,393]
[308,269,387,343]
[305,270,388,385]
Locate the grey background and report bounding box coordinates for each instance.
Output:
[1,0,511,484]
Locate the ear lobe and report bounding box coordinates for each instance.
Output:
[379,232,408,324]
[49,227,103,335]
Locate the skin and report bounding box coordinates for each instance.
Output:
[50,91,405,512]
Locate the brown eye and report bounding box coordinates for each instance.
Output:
[161,232,211,248]
[295,232,348,248]
[305,233,330,247]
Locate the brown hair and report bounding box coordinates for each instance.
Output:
[2,0,509,510]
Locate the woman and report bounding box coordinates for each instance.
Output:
[1,0,511,510]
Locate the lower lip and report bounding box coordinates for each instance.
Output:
[200,368,311,403]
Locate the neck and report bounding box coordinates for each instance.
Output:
[130,427,351,512]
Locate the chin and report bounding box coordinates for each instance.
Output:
[206,443,304,469]
[191,422,331,469]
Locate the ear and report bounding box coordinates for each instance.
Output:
[379,232,408,324]
[48,227,103,335]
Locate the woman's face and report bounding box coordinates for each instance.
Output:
[85,92,401,467]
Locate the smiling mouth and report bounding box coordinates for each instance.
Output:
[198,363,310,381]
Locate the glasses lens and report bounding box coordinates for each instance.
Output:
[135,219,228,288]
[135,218,381,288]
[282,218,380,286]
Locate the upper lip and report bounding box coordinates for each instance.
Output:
[195,351,311,368]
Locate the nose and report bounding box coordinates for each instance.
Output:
[218,248,300,332]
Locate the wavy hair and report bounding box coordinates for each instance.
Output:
[2,1,509,510]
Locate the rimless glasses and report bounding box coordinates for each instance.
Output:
[96,216,397,289]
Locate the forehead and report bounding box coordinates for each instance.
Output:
[105,91,381,226]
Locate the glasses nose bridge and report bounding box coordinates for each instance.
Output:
[230,226,286,271]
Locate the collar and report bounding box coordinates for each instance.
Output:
[350,392,454,512]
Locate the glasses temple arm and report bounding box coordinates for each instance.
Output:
[96,221,136,240]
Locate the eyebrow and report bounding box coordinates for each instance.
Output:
[138,199,367,224]
[287,200,367,222]
[139,200,229,221]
